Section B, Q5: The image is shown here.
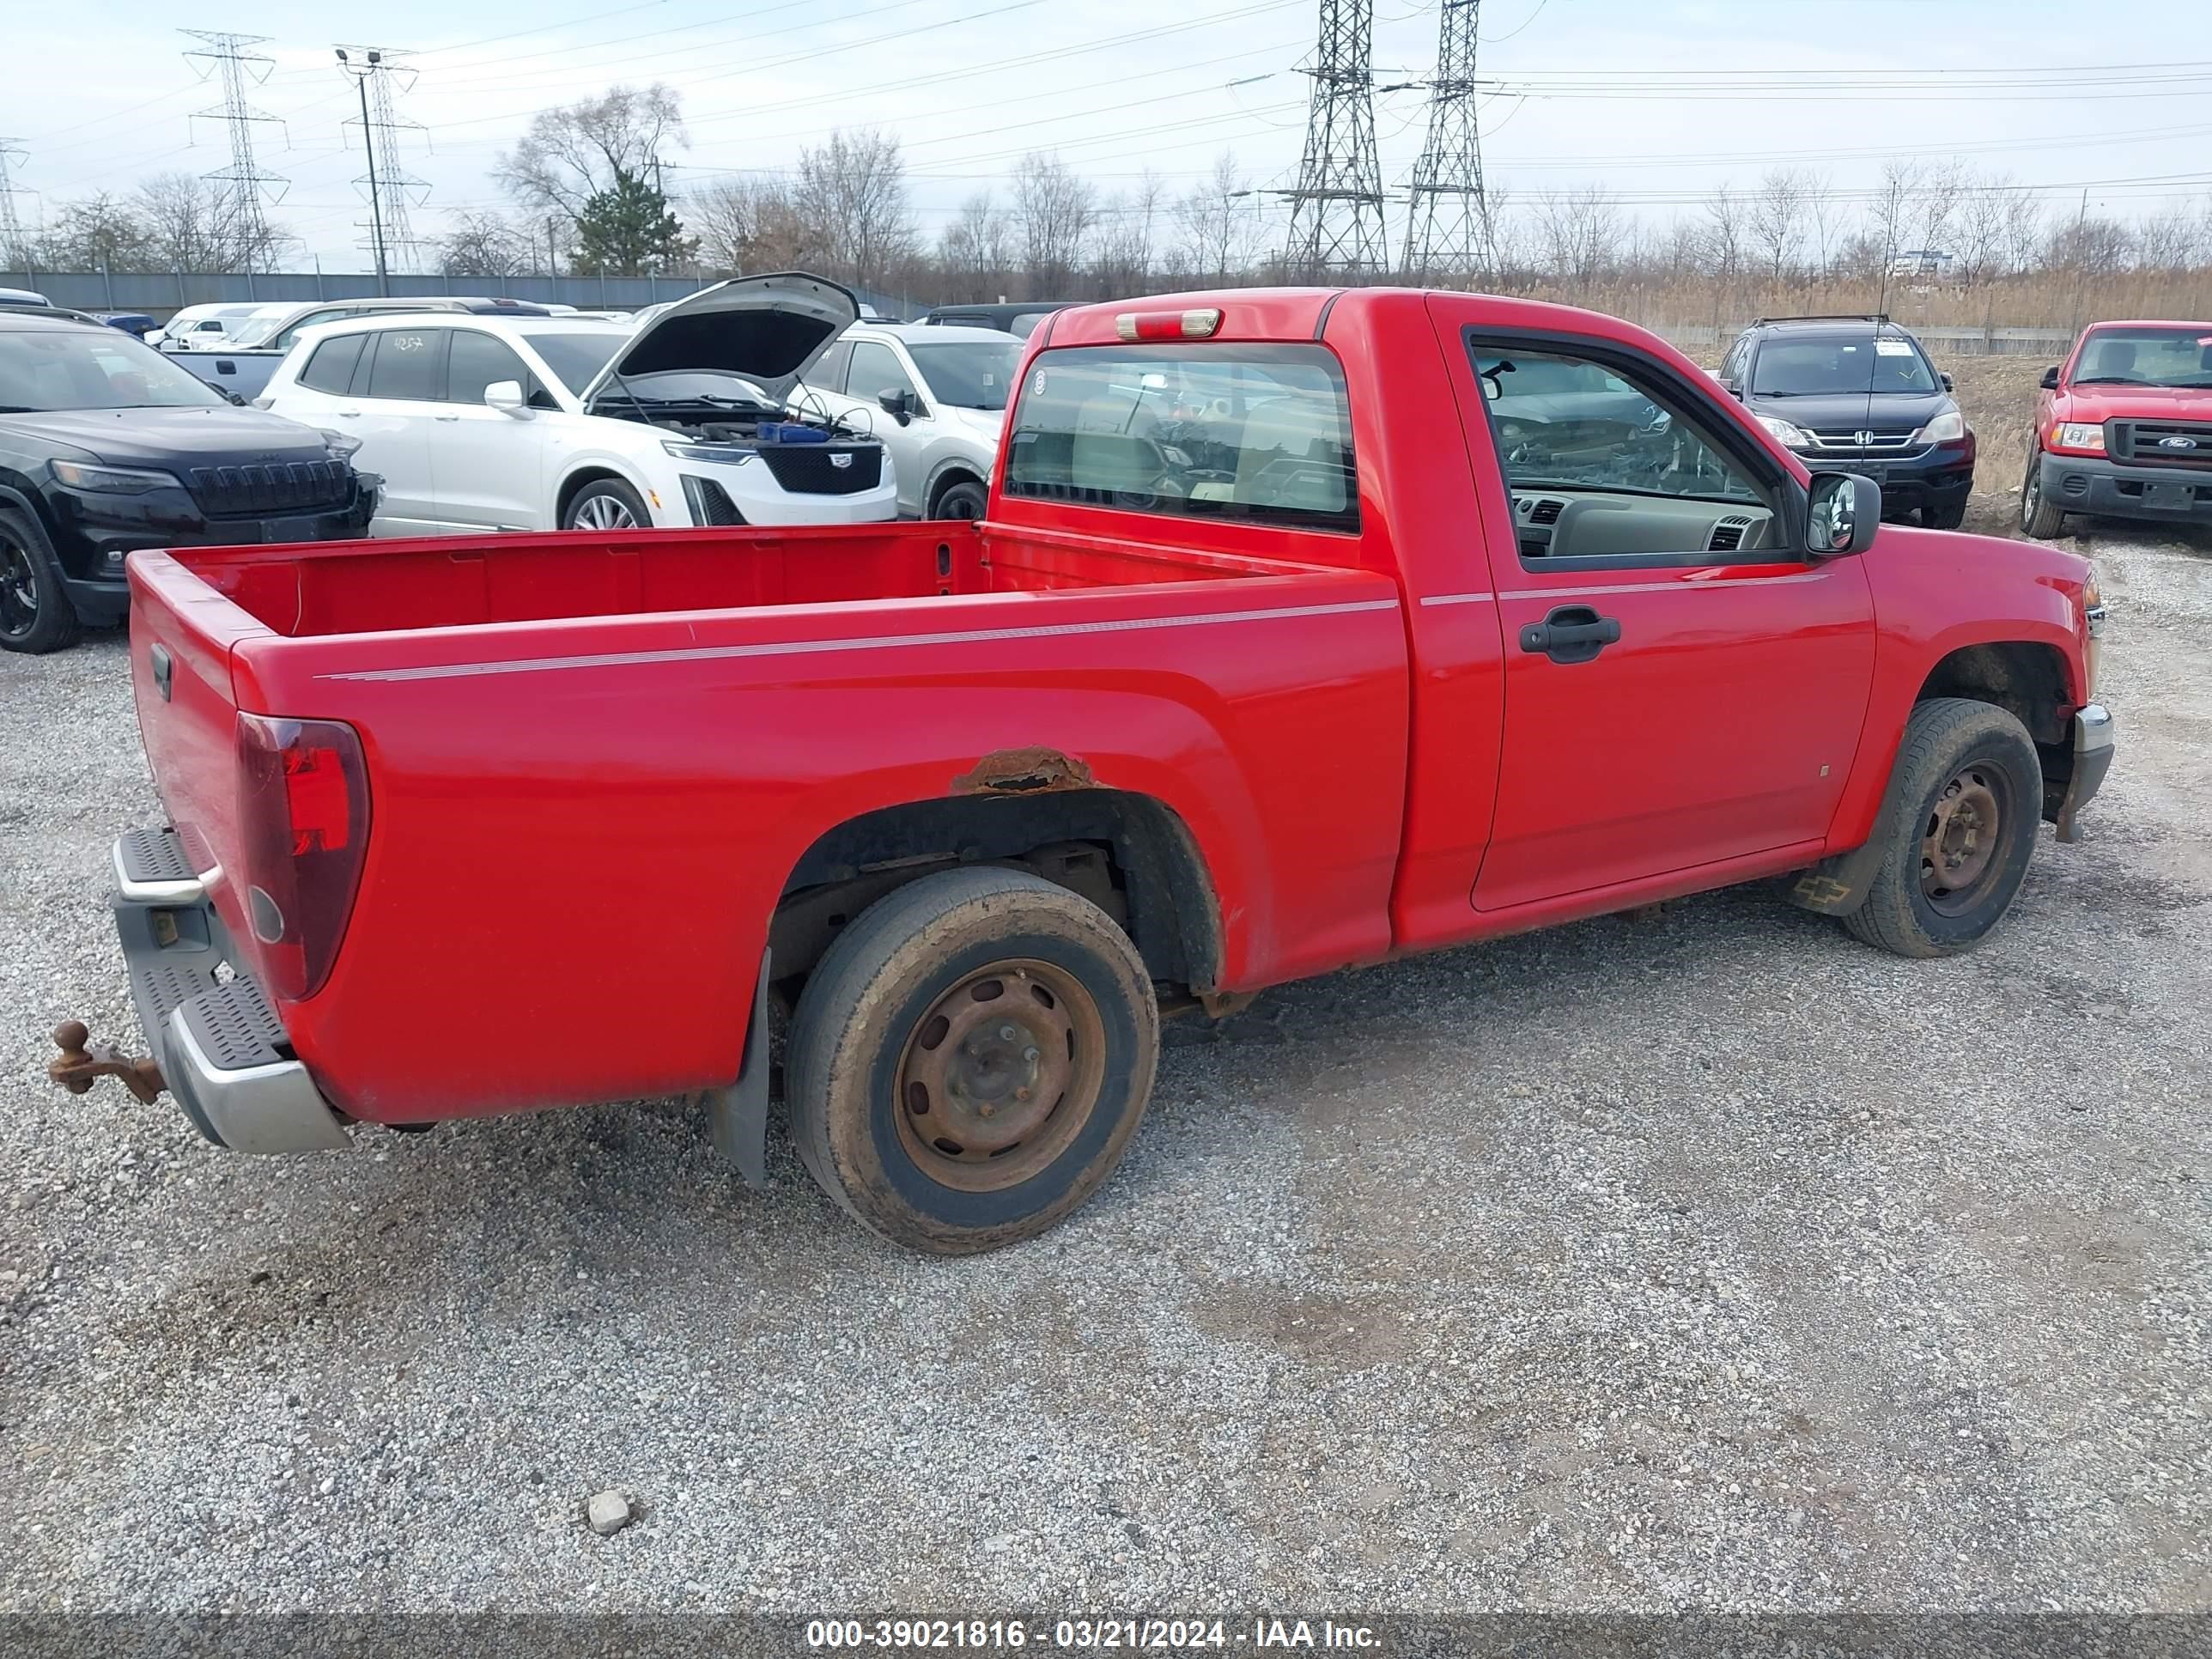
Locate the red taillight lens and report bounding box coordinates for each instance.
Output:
[235,713,370,1002]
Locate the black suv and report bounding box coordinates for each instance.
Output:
[0,310,377,653]
[1717,315,1975,528]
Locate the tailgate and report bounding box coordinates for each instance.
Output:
[125,550,272,957]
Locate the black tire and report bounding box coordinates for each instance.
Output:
[2021,454,2066,539]
[785,866,1159,1255]
[562,477,650,532]
[1923,497,1968,531]
[0,507,82,654]
[932,479,988,521]
[1841,697,2042,959]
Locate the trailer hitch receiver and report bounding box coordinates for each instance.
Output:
[49,1021,167,1105]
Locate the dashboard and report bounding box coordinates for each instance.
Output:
[1510,489,1776,562]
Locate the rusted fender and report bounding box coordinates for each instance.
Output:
[950,747,1097,796]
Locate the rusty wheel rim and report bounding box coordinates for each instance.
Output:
[894,958,1107,1193]
[1920,761,2010,915]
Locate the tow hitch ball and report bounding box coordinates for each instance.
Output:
[48,1021,166,1105]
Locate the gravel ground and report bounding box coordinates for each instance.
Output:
[3,491,2209,1615]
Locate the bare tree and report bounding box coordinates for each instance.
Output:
[1749,167,1808,287]
[1013,151,1097,295]
[1905,160,1968,267]
[690,175,818,275]
[1532,185,1622,292]
[2046,213,2134,276]
[132,172,289,272]
[496,84,688,221]
[37,192,157,272]
[1803,170,1839,277]
[1172,152,1264,285]
[1865,160,1920,276]
[793,129,915,294]
[2135,201,2206,273]
[1954,175,2014,288]
[938,191,1015,301]
[1702,184,1745,283]
[437,210,533,277]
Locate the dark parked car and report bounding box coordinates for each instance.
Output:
[1717,314,1975,528]
[919,301,1075,339]
[98,313,160,338]
[0,311,377,653]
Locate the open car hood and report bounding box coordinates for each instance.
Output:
[581,272,859,411]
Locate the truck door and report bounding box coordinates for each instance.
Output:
[1444,328,1877,913]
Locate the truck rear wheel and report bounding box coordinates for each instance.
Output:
[785,866,1159,1254]
[1841,697,2042,959]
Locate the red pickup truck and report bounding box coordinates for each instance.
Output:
[57,285,2114,1255]
[2023,319,2212,537]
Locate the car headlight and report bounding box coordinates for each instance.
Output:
[2051,422,2106,454]
[1912,410,1966,444]
[1755,415,1812,449]
[661,441,757,465]
[51,459,182,495]
[316,428,363,461]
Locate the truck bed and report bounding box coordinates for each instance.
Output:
[125,520,1410,1121]
[161,521,1331,637]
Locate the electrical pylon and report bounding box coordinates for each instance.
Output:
[1404,0,1498,285]
[182,31,288,270]
[1284,0,1389,282]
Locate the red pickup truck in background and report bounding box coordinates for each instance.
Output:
[56,284,2114,1255]
[2023,319,2212,537]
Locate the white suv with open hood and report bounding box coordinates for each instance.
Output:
[258,273,895,533]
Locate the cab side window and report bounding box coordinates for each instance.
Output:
[848,341,918,406]
[1469,340,1784,566]
[444,331,534,404]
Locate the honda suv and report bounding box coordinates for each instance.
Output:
[1717,315,1974,528]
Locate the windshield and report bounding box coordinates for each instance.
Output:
[228,308,305,348]
[2073,327,2212,387]
[592,367,775,408]
[1751,335,1937,396]
[0,325,224,411]
[908,339,1020,410]
[525,331,629,395]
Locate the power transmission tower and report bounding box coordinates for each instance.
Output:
[337,46,430,283]
[182,31,288,270]
[1284,0,1389,282]
[1404,0,1498,285]
[0,139,28,268]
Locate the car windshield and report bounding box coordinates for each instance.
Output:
[1751,335,1937,396]
[524,331,629,395]
[2072,327,2212,387]
[908,340,1020,410]
[0,325,224,411]
[228,309,305,347]
[593,367,776,409]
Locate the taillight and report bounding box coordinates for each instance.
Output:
[234,713,370,1001]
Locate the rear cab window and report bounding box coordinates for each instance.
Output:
[1001,343,1358,532]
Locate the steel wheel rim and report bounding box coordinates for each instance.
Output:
[893,957,1108,1193]
[1921,761,2011,915]
[576,493,636,531]
[0,540,37,638]
[2022,465,2041,527]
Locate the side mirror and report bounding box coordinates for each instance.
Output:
[1940,372,1954,392]
[1725,381,1744,400]
[483,380,528,416]
[1807,471,1881,558]
[878,387,915,425]
[2039,366,2061,391]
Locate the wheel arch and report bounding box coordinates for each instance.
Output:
[768,787,1224,1000]
[924,459,989,515]
[0,476,63,545]
[554,463,653,526]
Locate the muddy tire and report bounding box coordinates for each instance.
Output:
[1841,697,2042,960]
[933,479,988,521]
[0,507,82,654]
[2021,454,2066,539]
[785,866,1159,1255]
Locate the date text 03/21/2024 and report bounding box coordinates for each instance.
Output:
[804,1618,1382,1650]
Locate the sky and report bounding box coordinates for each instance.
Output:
[6,0,2211,271]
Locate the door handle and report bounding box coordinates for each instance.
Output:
[1519,604,1622,665]
[433,414,459,422]
[334,408,361,418]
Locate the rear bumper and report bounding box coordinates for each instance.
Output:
[112,830,349,1154]
[2038,453,2212,523]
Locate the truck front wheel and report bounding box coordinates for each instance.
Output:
[785,866,1160,1254]
[2021,455,2066,538]
[1841,697,2042,959]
